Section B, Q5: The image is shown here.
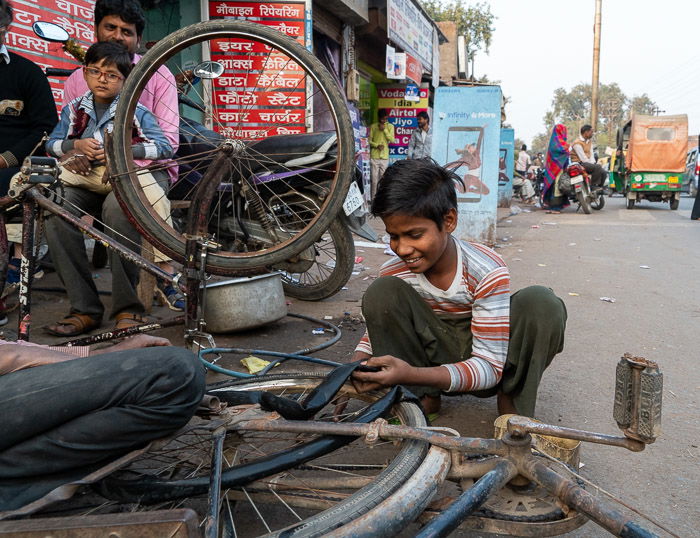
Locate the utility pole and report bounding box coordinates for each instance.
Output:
[591,0,602,131]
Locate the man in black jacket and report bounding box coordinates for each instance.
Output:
[0,0,57,196]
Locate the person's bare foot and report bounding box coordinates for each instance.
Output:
[420,394,441,416]
[497,391,518,416]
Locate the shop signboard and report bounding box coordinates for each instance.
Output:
[208,0,308,139]
[432,86,502,244]
[6,0,95,109]
[387,0,433,71]
[377,83,429,163]
[405,53,422,85]
[498,128,515,207]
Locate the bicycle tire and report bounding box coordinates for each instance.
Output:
[110,20,354,275]
[277,216,355,301]
[576,184,591,214]
[99,374,429,536]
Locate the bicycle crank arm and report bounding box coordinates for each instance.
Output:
[506,416,646,452]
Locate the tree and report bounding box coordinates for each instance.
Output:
[420,1,495,77]
[629,94,657,116]
[537,82,659,153]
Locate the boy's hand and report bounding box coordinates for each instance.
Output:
[74,138,103,161]
[351,355,416,393]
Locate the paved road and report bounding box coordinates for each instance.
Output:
[5,193,698,535]
[486,194,699,537]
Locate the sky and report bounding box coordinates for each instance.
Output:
[477,0,700,145]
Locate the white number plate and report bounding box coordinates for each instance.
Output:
[570,175,584,185]
[343,181,363,216]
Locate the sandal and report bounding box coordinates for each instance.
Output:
[114,312,147,330]
[46,313,101,336]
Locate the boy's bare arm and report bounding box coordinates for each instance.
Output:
[351,355,450,393]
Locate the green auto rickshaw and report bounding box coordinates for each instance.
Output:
[615,113,687,210]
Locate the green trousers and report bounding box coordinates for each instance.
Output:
[361,277,567,416]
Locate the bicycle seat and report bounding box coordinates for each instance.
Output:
[246,131,338,169]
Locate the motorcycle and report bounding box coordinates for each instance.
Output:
[557,163,605,213]
[33,20,375,301]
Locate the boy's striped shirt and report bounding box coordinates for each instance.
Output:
[355,238,510,392]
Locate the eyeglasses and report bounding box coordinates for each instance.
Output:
[84,67,124,83]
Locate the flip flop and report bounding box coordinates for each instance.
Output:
[45,313,101,336]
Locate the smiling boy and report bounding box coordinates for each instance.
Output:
[352,159,567,418]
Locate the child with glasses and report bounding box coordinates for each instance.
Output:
[44,40,184,312]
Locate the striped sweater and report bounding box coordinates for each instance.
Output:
[355,238,510,392]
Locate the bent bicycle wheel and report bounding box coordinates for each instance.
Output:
[96,374,429,536]
[110,20,354,275]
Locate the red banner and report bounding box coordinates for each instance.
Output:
[213,89,304,107]
[210,2,304,19]
[208,0,307,139]
[7,0,95,110]
[405,53,423,85]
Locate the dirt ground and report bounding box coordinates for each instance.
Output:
[4,193,698,536]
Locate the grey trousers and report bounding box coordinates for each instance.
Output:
[370,158,389,200]
[44,186,144,320]
[362,277,567,416]
[0,346,205,511]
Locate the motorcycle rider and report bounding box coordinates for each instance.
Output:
[570,125,605,190]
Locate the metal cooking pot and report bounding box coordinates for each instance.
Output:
[202,272,287,333]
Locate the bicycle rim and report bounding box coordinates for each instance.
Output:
[276,216,355,301]
[93,374,429,536]
[110,20,354,275]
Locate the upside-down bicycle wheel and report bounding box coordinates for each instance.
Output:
[110,20,354,275]
[94,374,430,536]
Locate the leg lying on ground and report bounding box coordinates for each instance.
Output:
[0,346,205,510]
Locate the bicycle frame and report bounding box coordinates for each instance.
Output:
[0,153,227,346]
[229,354,663,537]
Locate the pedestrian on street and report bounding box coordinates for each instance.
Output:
[369,108,395,199]
[407,111,431,159]
[542,124,570,214]
[513,144,536,203]
[515,144,531,178]
[351,159,567,419]
[691,188,700,220]
[0,334,205,511]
